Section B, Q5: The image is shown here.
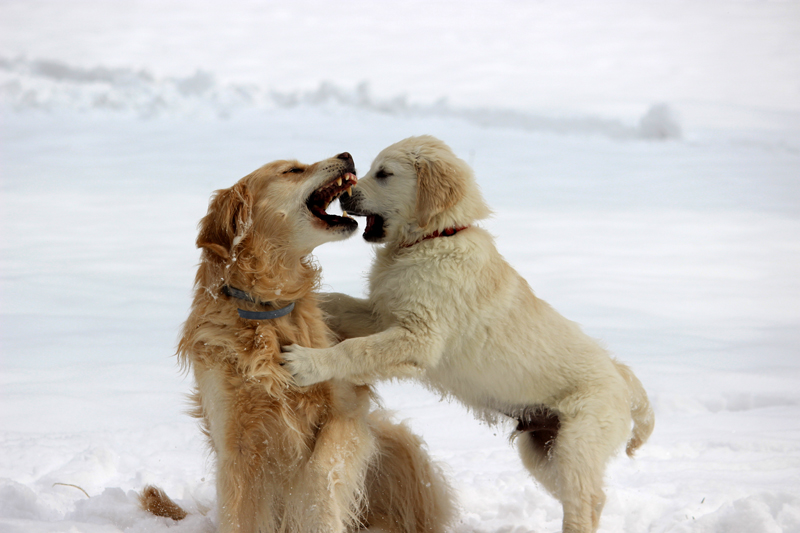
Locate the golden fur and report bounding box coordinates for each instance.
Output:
[142,153,454,533]
[283,137,655,533]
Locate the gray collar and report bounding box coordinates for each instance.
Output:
[221,285,295,320]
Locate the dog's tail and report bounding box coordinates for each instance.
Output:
[139,485,188,521]
[614,360,655,457]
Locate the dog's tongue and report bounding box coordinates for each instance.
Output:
[365,215,378,233]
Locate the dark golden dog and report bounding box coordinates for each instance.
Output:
[142,152,453,533]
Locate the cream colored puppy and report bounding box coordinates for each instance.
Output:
[282,136,654,533]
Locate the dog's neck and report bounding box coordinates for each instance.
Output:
[197,241,320,305]
[400,225,470,249]
[221,285,296,320]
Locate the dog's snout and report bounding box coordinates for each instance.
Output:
[339,187,361,212]
[336,152,356,174]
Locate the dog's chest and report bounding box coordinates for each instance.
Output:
[368,260,406,306]
[368,261,432,323]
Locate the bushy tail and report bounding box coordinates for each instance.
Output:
[364,411,456,533]
[139,485,188,521]
[614,360,655,457]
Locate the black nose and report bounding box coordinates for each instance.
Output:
[337,152,353,163]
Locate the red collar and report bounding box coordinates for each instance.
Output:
[401,225,470,248]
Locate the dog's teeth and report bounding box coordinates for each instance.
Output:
[336,178,343,186]
[347,186,353,196]
[342,210,348,217]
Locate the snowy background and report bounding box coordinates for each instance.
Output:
[1,1,799,531]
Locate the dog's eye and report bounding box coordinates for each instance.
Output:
[375,169,392,180]
[284,167,304,174]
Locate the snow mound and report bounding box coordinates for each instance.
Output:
[0,56,680,140]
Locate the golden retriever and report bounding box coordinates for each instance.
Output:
[141,152,454,533]
[282,137,655,533]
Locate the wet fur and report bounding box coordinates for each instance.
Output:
[283,136,655,533]
[142,155,454,533]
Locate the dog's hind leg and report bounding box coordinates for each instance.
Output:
[555,396,629,533]
[516,398,626,533]
[363,411,456,533]
[551,424,605,532]
[515,409,562,501]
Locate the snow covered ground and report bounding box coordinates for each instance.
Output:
[1,1,799,532]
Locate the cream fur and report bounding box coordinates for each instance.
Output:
[141,153,454,533]
[282,136,655,533]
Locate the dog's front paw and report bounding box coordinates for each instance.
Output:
[280,344,331,387]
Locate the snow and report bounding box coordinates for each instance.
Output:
[1,1,799,532]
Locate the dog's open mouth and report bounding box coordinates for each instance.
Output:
[337,210,385,242]
[362,214,386,242]
[339,191,386,242]
[306,172,359,230]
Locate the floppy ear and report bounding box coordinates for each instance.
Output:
[196,181,253,259]
[414,155,465,228]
